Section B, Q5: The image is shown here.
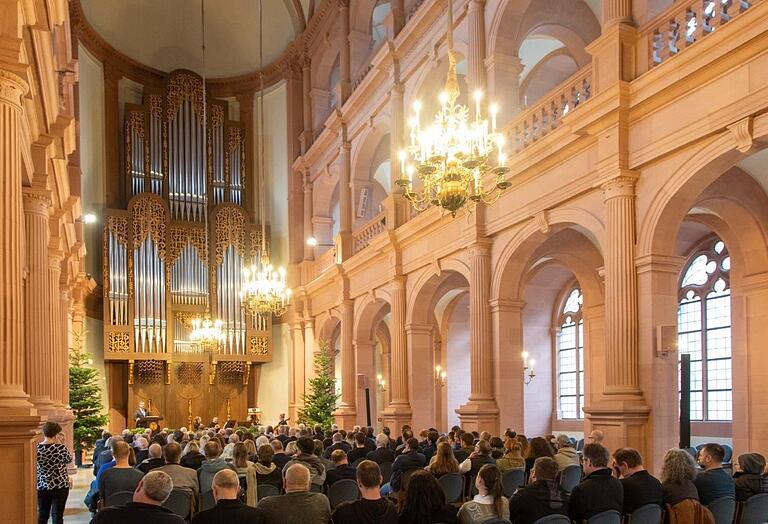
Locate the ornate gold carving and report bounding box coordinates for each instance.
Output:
[166,72,204,122]
[0,70,28,107]
[209,362,217,385]
[108,332,131,352]
[128,361,134,385]
[211,104,224,128]
[227,127,241,153]
[107,216,128,245]
[131,195,167,259]
[214,206,246,264]
[149,94,163,118]
[174,311,196,328]
[177,362,204,385]
[127,110,145,138]
[168,226,208,265]
[250,336,270,356]
[166,363,171,385]
[243,364,251,385]
[135,359,165,384]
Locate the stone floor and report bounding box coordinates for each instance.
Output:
[63,468,93,523]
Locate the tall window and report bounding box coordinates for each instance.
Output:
[677,237,732,421]
[557,288,585,419]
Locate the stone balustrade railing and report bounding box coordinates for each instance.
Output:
[353,212,387,255]
[313,247,337,278]
[353,64,374,92]
[637,0,758,74]
[506,66,593,153]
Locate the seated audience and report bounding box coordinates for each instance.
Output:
[459,439,497,477]
[553,435,580,471]
[508,457,569,524]
[180,441,205,471]
[323,432,350,459]
[191,469,259,523]
[232,442,255,475]
[525,437,555,479]
[331,460,397,524]
[489,437,504,460]
[134,437,149,464]
[660,449,700,506]
[454,432,475,464]
[282,436,327,489]
[568,443,623,522]
[36,421,72,524]
[420,430,439,463]
[693,443,736,505]
[395,428,414,456]
[398,469,458,524]
[390,437,427,492]
[315,439,335,473]
[426,441,460,477]
[284,440,298,457]
[734,452,768,501]
[198,441,237,496]
[136,443,165,475]
[325,449,357,488]
[93,431,111,460]
[612,448,663,514]
[253,444,283,491]
[367,433,395,464]
[270,439,291,469]
[157,441,199,494]
[515,435,529,459]
[100,441,144,503]
[457,464,510,524]
[496,439,526,474]
[347,432,370,464]
[93,470,185,524]
[588,430,604,446]
[254,463,331,523]
[93,436,118,476]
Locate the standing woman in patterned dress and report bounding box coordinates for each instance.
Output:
[36,421,71,524]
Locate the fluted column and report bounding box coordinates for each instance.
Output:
[382,275,412,428]
[456,240,499,433]
[289,318,306,421]
[389,83,404,192]
[467,0,487,94]
[59,288,72,407]
[303,172,314,261]
[338,0,351,104]
[303,313,316,382]
[335,299,357,427]
[338,138,353,260]
[300,52,312,154]
[48,249,64,409]
[23,189,55,412]
[602,174,641,395]
[602,0,633,28]
[0,69,34,413]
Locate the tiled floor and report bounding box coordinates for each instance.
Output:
[63,468,93,523]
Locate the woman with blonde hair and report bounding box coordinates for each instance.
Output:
[244,439,257,461]
[427,441,460,477]
[496,439,525,473]
[660,448,699,505]
[285,440,298,456]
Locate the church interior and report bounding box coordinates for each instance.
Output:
[3,0,768,521]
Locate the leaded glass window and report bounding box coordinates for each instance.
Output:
[557,288,584,419]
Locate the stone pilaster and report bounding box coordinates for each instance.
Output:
[338,0,351,104]
[289,318,306,422]
[485,53,523,121]
[48,249,64,410]
[0,66,41,524]
[300,52,313,154]
[303,311,316,383]
[22,188,56,414]
[457,240,499,433]
[467,0,487,94]
[491,299,526,432]
[602,0,633,28]
[303,172,314,261]
[334,299,357,427]
[381,276,412,429]
[337,138,353,260]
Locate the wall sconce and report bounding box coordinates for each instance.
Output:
[521,351,536,385]
[434,365,447,387]
[306,236,335,248]
[376,373,386,392]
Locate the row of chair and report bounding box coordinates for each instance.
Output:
[708,494,768,524]
[104,488,194,519]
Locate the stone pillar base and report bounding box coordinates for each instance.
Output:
[333,407,358,430]
[381,404,412,432]
[583,403,651,461]
[0,414,42,523]
[456,399,500,434]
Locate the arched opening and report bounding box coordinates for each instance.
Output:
[355,297,393,429]
[371,1,392,50]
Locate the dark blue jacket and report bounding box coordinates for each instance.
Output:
[693,467,735,505]
[569,468,624,521]
[390,450,426,491]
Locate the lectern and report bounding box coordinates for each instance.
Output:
[137,416,164,431]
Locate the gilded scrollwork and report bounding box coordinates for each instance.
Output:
[214,206,246,264]
[108,332,131,352]
[168,226,208,266]
[249,336,270,356]
[131,195,167,260]
[211,104,224,129]
[166,72,204,123]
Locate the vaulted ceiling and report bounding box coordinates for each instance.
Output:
[79,0,309,78]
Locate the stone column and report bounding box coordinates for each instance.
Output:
[48,249,64,410]
[485,53,523,122]
[303,172,314,261]
[390,0,405,37]
[382,80,410,230]
[303,312,316,382]
[457,241,499,433]
[602,174,641,395]
[337,138,353,260]
[467,0,487,94]
[0,66,41,524]
[354,340,375,426]
[300,53,313,154]
[335,299,357,427]
[22,189,55,414]
[289,318,306,421]
[382,276,412,429]
[491,299,526,432]
[338,0,351,104]
[404,323,432,430]
[602,0,633,28]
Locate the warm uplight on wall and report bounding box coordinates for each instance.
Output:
[306,236,335,248]
[434,365,447,387]
[376,373,386,392]
[522,351,536,385]
[83,213,97,224]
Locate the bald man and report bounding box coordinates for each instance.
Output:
[191,470,259,524]
[137,442,166,474]
[94,470,185,524]
[255,464,331,523]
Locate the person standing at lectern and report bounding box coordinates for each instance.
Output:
[134,401,151,427]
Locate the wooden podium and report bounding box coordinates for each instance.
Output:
[137,416,164,431]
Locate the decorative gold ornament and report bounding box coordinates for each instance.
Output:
[108,332,131,352]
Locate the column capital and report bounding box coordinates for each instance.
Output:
[0,69,28,108]
[635,254,686,275]
[22,187,51,214]
[489,298,525,313]
[391,274,406,290]
[467,238,493,258]
[600,171,638,200]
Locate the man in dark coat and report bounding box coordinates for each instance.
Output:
[509,457,569,524]
[389,438,426,492]
[93,471,185,524]
[569,443,623,522]
[191,470,260,524]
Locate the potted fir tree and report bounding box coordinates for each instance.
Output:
[298,340,339,431]
[69,348,109,466]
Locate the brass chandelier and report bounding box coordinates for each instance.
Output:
[240,0,292,318]
[189,0,225,350]
[396,0,510,217]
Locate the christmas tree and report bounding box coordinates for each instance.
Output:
[298,339,339,430]
[69,347,109,452]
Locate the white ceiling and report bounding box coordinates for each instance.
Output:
[80,0,299,78]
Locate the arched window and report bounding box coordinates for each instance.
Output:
[677,237,732,421]
[371,1,391,49]
[556,287,584,420]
